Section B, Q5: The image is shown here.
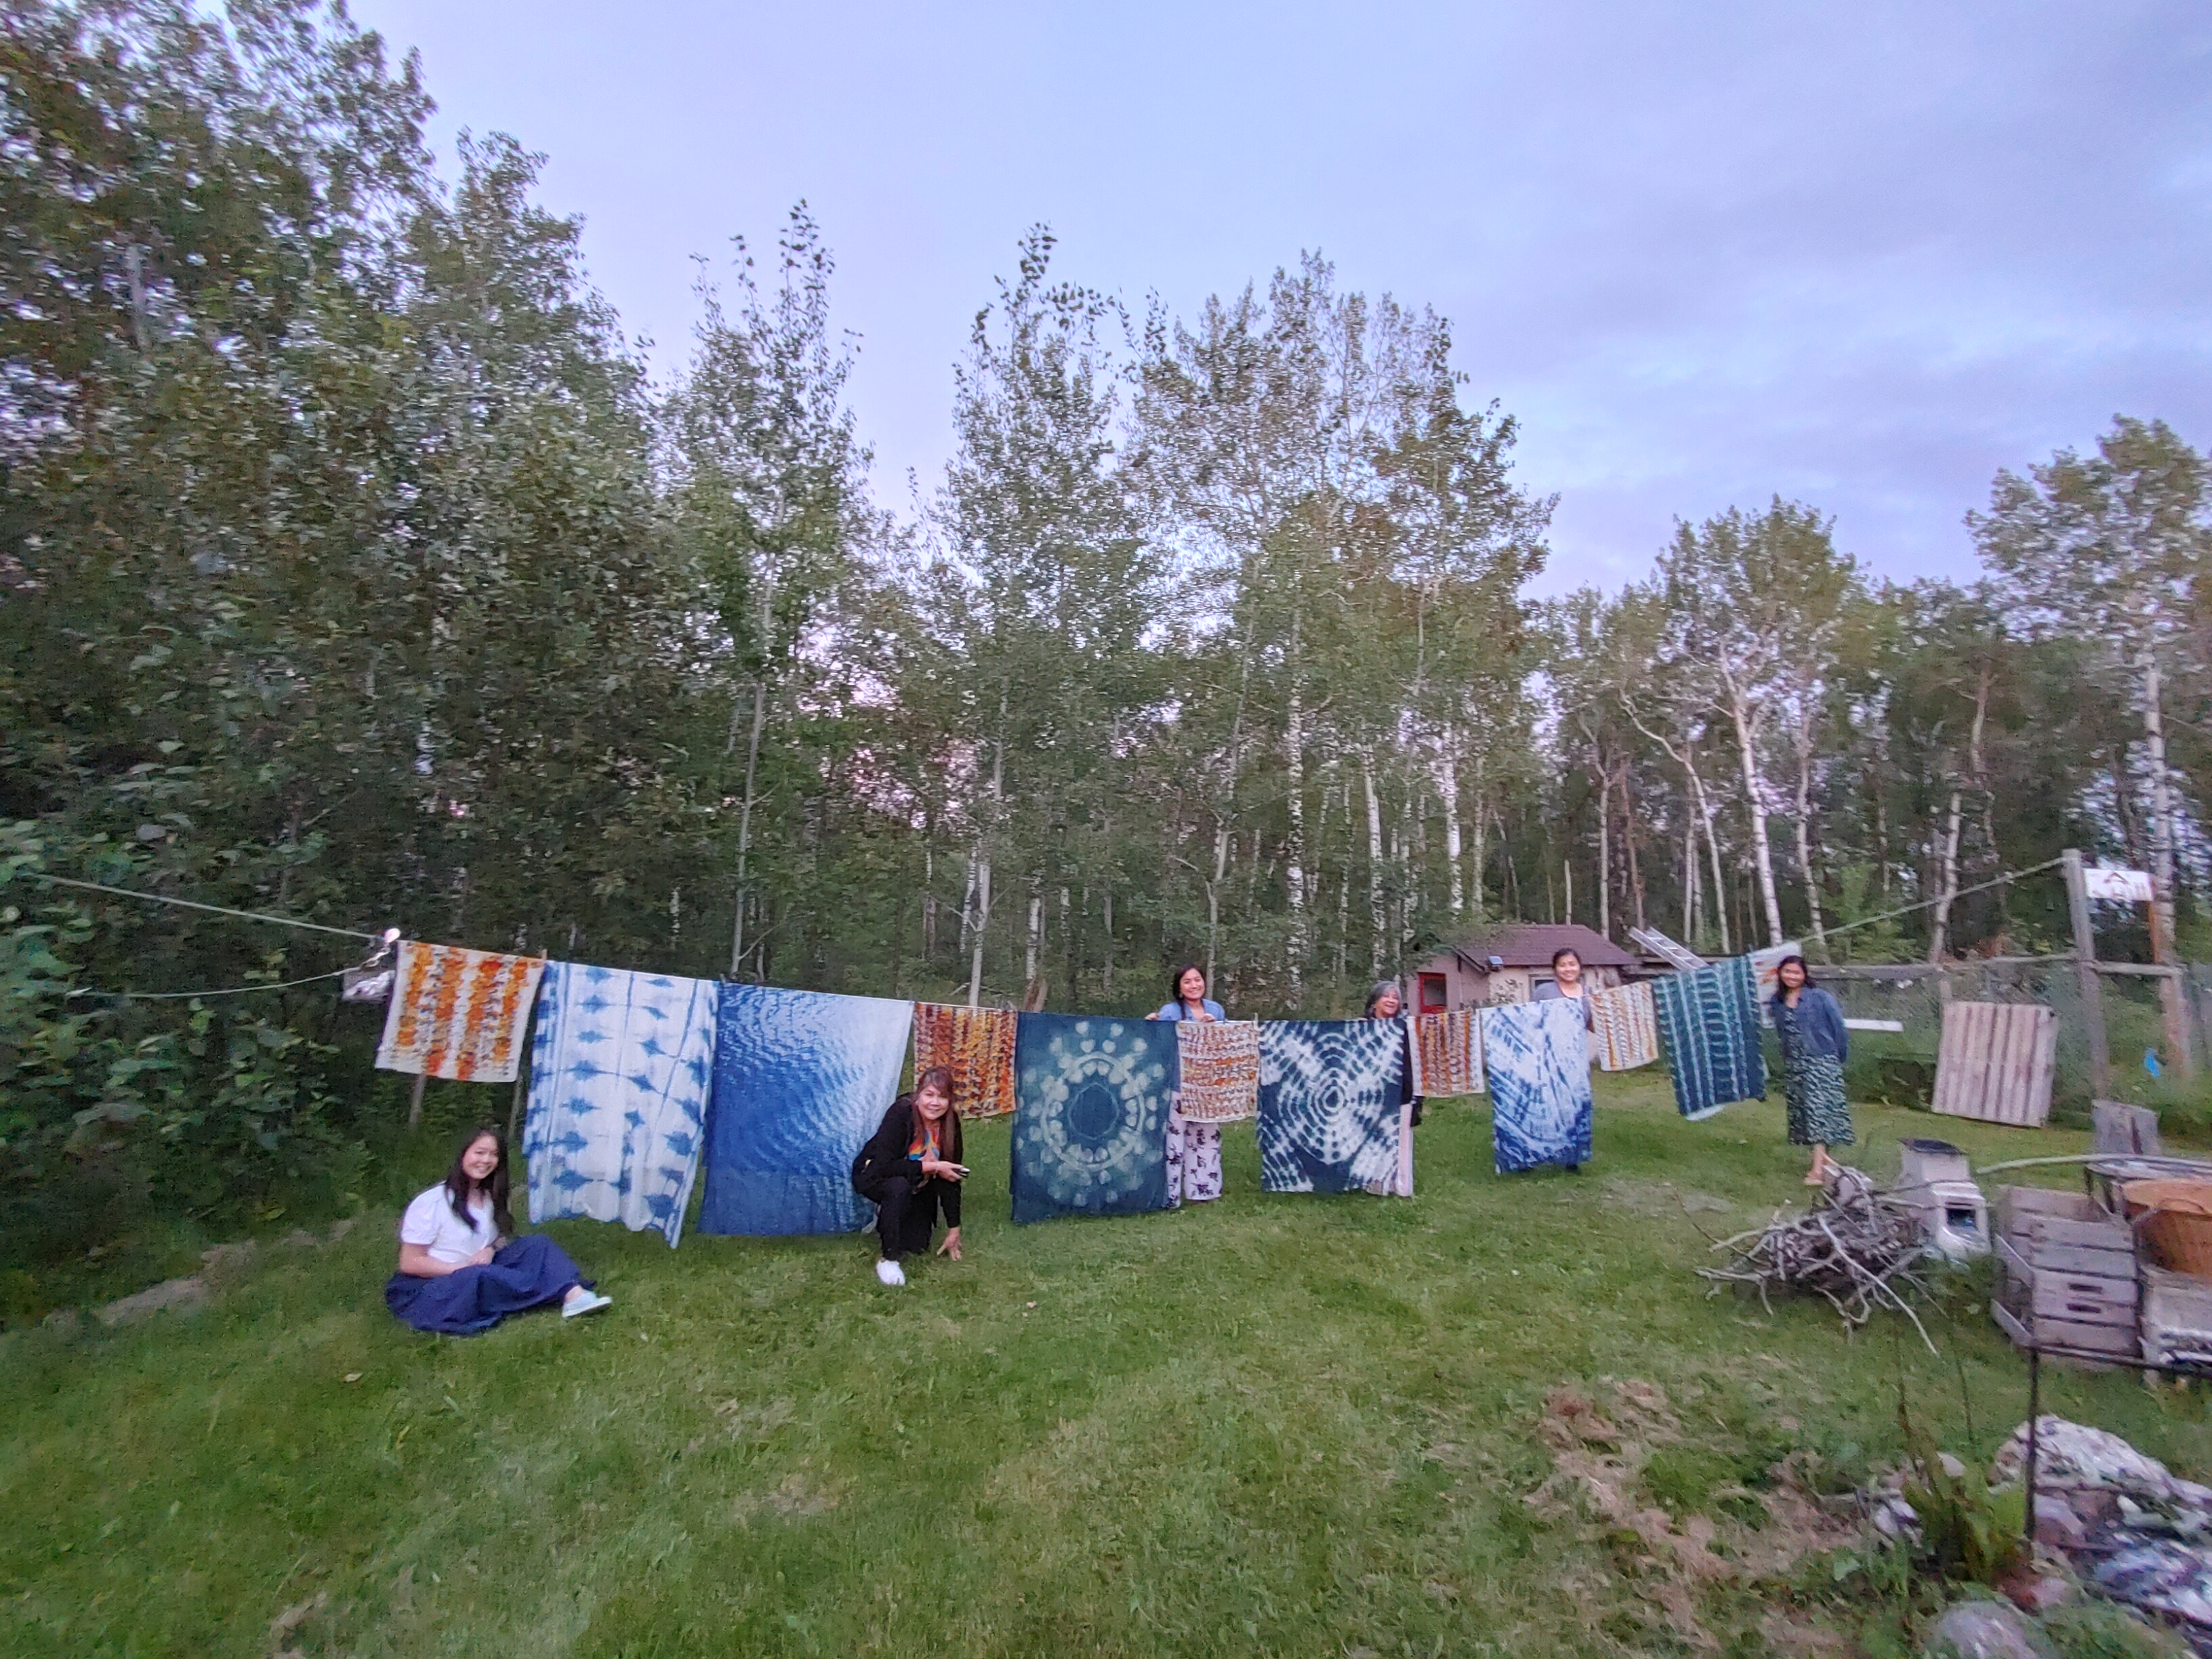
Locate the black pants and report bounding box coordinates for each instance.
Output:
[857,1175,950,1261]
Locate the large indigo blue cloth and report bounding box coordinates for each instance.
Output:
[523,962,715,1247]
[1652,956,1768,1121]
[1256,1020,1404,1193]
[1483,1000,1596,1173]
[1010,1014,1176,1223]
[384,1235,590,1336]
[697,985,913,1236]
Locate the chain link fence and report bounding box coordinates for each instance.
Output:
[1818,958,2208,1122]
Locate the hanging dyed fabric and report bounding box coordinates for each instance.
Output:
[375,941,546,1083]
[1256,1021,1404,1193]
[1483,1000,1596,1173]
[1652,956,1767,1121]
[1589,981,1662,1072]
[523,963,716,1248]
[912,1002,1019,1119]
[1174,1019,1261,1123]
[1410,1008,1483,1097]
[1010,1014,1177,1223]
[697,985,912,1235]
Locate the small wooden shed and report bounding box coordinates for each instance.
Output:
[1400,924,1641,1014]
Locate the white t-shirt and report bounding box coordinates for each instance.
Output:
[398,1184,499,1265]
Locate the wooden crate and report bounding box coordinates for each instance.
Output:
[1934,1002,2059,1127]
[2141,1265,2212,1368]
[1991,1185,2139,1361]
[1996,1237,2136,1324]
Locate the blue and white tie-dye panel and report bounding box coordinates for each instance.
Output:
[1652,956,1768,1121]
[697,985,913,1236]
[523,962,716,1247]
[1256,1020,1404,1193]
[1483,1000,1597,1174]
[1010,1014,1176,1223]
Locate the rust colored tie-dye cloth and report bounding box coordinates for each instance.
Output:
[912,1003,1019,1118]
[1410,1009,1483,1097]
[1174,1019,1261,1122]
[375,941,546,1083]
[1589,981,1661,1072]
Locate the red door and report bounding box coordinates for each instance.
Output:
[1418,972,1448,1012]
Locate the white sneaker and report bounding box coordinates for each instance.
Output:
[874,1259,906,1288]
[561,1290,611,1318]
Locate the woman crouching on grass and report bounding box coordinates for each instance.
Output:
[851,1066,965,1288]
[385,1126,610,1335]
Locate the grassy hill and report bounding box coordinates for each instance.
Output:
[4,1073,2204,1656]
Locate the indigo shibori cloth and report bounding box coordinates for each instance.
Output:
[697,985,912,1235]
[1589,980,1661,1072]
[1482,1000,1596,1174]
[1010,1014,1177,1223]
[1652,956,1768,1122]
[912,1002,1019,1119]
[375,941,545,1083]
[1410,1008,1483,1097]
[1256,1020,1404,1193]
[1174,1019,1261,1123]
[523,962,716,1247]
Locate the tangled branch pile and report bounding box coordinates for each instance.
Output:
[1695,1170,1938,1350]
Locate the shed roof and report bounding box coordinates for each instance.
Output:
[1446,923,1639,970]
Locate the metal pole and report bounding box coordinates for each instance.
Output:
[2024,1349,2041,1548]
[2063,850,2112,1098]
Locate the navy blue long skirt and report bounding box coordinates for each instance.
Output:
[384,1235,592,1336]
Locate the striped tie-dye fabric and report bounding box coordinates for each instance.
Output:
[1011,1014,1177,1223]
[913,1003,1019,1119]
[697,985,913,1235]
[1589,981,1661,1072]
[1482,1000,1595,1174]
[1174,1019,1261,1122]
[1256,1021,1404,1193]
[523,962,716,1247]
[375,941,546,1083]
[1410,1009,1483,1097]
[1652,957,1768,1121]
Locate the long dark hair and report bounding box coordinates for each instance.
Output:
[444,1125,514,1237]
[1773,954,1813,998]
[1168,963,1208,1008]
[909,1067,962,1164]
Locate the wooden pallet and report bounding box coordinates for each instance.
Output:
[1933,1002,2059,1127]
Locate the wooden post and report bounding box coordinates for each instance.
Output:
[2063,850,2112,1097]
[407,1071,427,1130]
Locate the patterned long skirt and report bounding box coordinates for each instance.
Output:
[1782,1051,1853,1147]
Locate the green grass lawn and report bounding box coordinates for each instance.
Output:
[6,1074,2210,1657]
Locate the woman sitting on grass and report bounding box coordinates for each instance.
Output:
[851,1066,966,1288]
[1770,955,1853,1186]
[385,1126,611,1334]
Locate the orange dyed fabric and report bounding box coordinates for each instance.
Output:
[912,1003,1018,1119]
[1174,1019,1260,1122]
[1411,1009,1483,1097]
[376,941,547,1083]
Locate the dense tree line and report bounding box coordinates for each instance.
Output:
[3,2,2207,1279]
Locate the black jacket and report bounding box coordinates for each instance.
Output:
[851,1094,964,1218]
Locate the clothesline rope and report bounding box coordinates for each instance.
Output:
[1818,856,2065,943]
[20,872,384,941]
[66,967,354,1002]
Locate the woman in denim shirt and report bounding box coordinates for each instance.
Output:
[1771,954,1852,1185]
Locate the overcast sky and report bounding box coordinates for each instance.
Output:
[350,1,2212,593]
